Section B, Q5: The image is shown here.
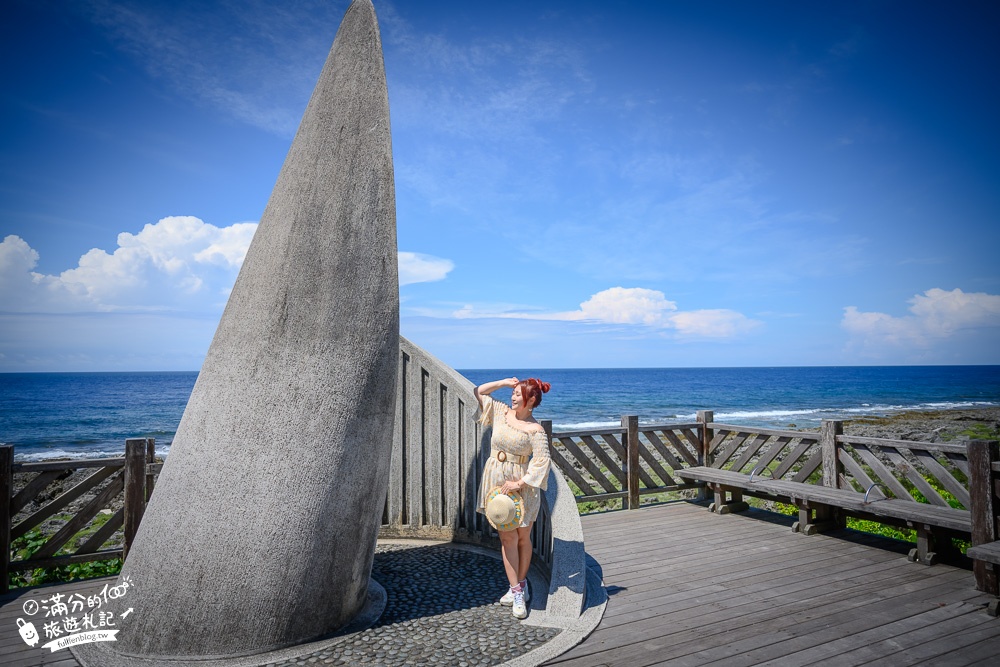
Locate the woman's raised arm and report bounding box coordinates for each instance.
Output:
[474,377,518,410]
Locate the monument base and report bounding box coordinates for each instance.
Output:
[71,579,386,667]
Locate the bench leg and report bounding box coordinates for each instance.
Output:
[708,484,749,514]
[792,501,841,535]
[695,484,709,503]
[974,560,1000,596]
[908,524,952,566]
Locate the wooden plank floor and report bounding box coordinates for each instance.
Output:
[547,500,1000,667]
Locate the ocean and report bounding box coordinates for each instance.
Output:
[2,366,998,462]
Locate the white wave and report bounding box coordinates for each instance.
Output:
[917,401,997,410]
[555,420,621,430]
[715,408,826,420]
[14,444,172,463]
[713,401,998,423]
[14,448,126,463]
[838,401,997,415]
[557,415,703,430]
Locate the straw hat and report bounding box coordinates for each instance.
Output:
[485,487,523,531]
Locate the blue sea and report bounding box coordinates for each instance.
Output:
[2,366,999,462]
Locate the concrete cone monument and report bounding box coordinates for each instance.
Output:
[76,0,398,662]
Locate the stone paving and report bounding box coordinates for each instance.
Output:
[266,542,560,666]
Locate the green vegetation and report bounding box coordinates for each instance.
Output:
[943,423,1000,442]
[564,459,690,513]
[746,496,970,553]
[746,497,916,540]
[566,478,622,514]
[8,514,124,589]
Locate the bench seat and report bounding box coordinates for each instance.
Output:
[676,467,970,532]
[760,478,971,533]
[968,541,1000,566]
[677,466,970,564]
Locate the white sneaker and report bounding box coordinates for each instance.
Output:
[500,581,530,606]
[512,590,527,619]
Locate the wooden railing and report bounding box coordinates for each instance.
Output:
[550,418,703,509]
[705,419,824,484]
[0,438,158,594]
[552,411,979,515]
[835,433,971,508]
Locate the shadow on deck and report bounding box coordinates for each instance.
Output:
[3,500,998,666]
[546,500,999,667]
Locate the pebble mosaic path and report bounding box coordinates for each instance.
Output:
[265,542,560,666]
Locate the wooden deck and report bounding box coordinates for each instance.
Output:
[548,500,1000,667]
[2,501,999,666]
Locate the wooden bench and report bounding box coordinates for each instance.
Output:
[677,466,970,565]
[968,542,1000,617]
[968,541,1000,566]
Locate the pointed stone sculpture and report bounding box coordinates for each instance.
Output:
[76,0,398,662]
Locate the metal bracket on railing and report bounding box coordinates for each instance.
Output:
[749,465,771,483]
[864,482,888,504]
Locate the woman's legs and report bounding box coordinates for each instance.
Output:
[498,529,521,587]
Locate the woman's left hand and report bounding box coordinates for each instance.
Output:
[500,479,523,495]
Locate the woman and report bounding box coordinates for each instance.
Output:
[475,376,551,620]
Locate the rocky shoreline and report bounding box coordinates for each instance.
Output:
[838,406,1000,442]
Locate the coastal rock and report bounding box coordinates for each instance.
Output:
[842,408,1000,441]
[75,0,398,662]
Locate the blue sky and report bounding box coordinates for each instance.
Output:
[2,0,998,371]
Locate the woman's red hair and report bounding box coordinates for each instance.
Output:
[519,378,551,409]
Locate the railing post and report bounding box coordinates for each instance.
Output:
[821,420,843,488]
[145,438,156,502]
[124,438,148,562]
[697,410,714,466]
[0,445,12,595]
[696,411,714,502]
[969,439,999,595]
[623,415,640,510]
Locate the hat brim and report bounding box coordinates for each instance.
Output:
[485,487,524,531]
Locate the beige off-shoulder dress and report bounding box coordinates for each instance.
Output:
[476,395,552,528]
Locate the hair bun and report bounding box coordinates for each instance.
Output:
[522,378,550,408]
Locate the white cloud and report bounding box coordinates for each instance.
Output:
[574,287,676,325]
[842,288,1000,351]
[908,288,1000,335]
[1,218,255,313]
[0,234,39,279]
[0,218,451,315]
[452,287,760,339]
[398,252,454,286]
[669,309,760,338]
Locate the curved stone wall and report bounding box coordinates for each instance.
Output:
[383,337,587,617]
